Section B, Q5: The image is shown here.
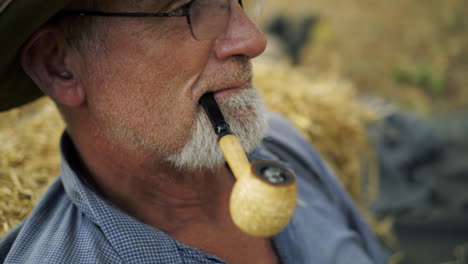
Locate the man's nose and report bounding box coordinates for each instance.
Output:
[214,0,267,59]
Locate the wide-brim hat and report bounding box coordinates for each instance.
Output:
[0,0,71,111]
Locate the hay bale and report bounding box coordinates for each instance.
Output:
[0,98,64,238]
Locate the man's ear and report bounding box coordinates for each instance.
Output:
[20,24,85,106]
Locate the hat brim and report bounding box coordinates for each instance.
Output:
[0,0,71,111]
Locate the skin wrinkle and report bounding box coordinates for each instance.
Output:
[91,52,262,167]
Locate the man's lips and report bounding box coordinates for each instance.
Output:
[198,80,250,101]
[213,83,249,99]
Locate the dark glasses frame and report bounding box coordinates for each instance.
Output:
[59,0,243,41]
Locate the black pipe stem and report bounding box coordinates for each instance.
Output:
[199,93,233,139]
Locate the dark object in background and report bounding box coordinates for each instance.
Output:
[369,113,445,217]
[266,16,318,65]
[368,112,468,264]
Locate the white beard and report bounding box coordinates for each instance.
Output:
[166,87,267,170]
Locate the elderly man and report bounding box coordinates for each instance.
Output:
[0,0,388,263]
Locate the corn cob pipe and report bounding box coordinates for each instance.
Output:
[199,93,297,237]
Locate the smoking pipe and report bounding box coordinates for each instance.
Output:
[199,93,297,237]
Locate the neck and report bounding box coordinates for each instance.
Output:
[67,123,236,234]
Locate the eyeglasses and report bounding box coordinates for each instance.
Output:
[60,0,264,41]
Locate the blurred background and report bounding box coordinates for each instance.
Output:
[254,0,468,263]
[1,0,467,263]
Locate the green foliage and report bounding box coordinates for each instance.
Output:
[393,65,445,95]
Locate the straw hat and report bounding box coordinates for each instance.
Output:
[0,0,71,111]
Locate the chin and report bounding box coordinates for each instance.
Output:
[166,87,267,170]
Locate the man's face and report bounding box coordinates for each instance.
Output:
[76,0,267,168]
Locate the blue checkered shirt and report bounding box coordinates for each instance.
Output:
[0,113,388,263]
